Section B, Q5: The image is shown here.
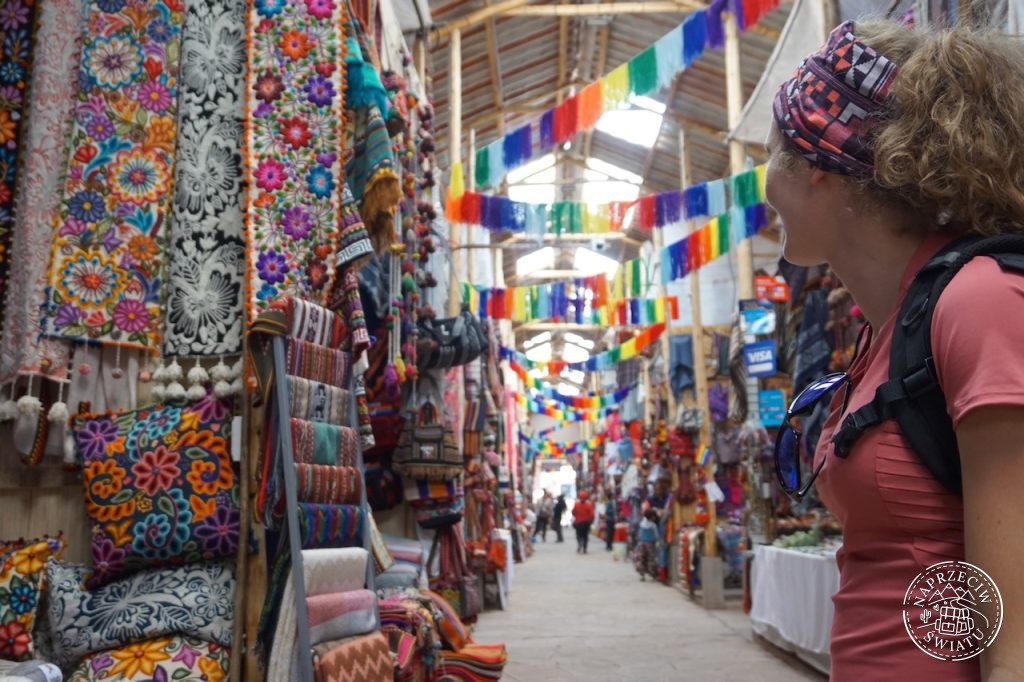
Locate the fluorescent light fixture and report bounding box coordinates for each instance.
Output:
[565,333,594,349]
[556,382,581,396]
[525,342,552,362]
[562,343,590,364]
[561,368,587,384]
[573,247,619,278]
[523,331,552,349]
[516,247,555,278]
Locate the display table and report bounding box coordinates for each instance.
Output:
[749,544,840,675]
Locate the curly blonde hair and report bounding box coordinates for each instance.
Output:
[851,21,1024,235]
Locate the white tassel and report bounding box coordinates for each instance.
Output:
[211,358,231,382]
[153,361,168,383]
[188,359,209,386]
[186,383,207,401]
[228,377,244,396]
[63,430,78,466]
[165,382,186,401]
[151,383,167,402]
[0,399,16,421]
[213,380,233,399]
[17,394,42,416]
[229,358,243,379]
[166,359,183,381]
[48,402,69,424]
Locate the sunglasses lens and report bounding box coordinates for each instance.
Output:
[776,426,801,492]
[790,373,848,414]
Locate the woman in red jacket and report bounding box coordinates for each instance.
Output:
[572,491,596,554]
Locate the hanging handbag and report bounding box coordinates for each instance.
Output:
[405,477,465,529]
[428,526,481,621]
[417,306,486,370]
[394,379,463,480]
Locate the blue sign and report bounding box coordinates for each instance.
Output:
[759,389,787,427]
[743,340,777,378]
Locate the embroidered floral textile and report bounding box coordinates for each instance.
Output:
[46,559,234,669]
[164,0,246,356]
[67,635,230,682]
[43,0,183,350]
[244,0,368,319]
[0,536,66,661]
[0,0,37,344]
[74,397,239,588]
[0,0,76,382]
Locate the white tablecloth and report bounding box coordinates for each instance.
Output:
[750,544,840,675]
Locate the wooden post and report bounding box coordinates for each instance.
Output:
[467,128,476,284]
[679,128,716,559]
[725,12,752,302]
[448,29,463,317]
[725,10,761,429]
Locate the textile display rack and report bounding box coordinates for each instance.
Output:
[270,333,378,682]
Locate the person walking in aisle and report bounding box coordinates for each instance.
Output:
[634,507,659,581]
[572,491,595,554]
[603,489,616,551]
[766,18,1024,680]
[532,491,553,543]
[552,494,567,542]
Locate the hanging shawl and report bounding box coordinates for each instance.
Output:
[344,7,398,256]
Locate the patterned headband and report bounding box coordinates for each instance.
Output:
[772,21,899,177]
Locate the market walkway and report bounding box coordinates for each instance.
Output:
[472,535,825,681]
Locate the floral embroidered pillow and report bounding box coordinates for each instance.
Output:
[46,559,235,669]
[74,396,240,587]
[66,635,230,681]
[0,536,66,661]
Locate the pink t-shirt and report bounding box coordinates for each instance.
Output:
[815,234,1024,680]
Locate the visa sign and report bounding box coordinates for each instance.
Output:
[743,340,777,377]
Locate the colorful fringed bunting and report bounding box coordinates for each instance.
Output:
[628,46,658,97]
[508,359,635,408]
[657,205,772,286]
[460,2,778,190]
[446,164,767,234]
[0,0,80,382]
[0,0,36,343]
[45,0,183,350]
[164,0,247,357]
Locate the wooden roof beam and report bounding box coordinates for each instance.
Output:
[483,0,507,136]
[433,0,704,38]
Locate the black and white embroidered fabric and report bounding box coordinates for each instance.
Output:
[163,0,246,356]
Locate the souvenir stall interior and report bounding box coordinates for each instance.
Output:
[4,0,995,679]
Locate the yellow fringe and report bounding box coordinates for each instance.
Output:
[361,169,400,255]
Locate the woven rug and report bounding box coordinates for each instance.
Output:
[243,0,372,320]
[0,0,82,382]
[0,0,37,345]
[43,0,183,351]
[163,0,246,357]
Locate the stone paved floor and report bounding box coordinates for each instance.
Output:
[471,534,826,681]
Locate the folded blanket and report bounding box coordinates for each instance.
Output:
[313,631,391,682]
[268,548,368,682]
[308,589,378,644]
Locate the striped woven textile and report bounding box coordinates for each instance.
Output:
[313,631,392,682]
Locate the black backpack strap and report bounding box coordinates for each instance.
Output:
[832,234,1024,495]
